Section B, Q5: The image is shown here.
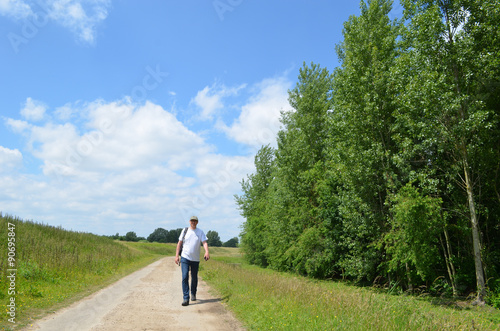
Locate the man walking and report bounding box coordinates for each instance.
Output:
[175,216,210,306]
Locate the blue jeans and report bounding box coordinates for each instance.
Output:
[181,257,199,301]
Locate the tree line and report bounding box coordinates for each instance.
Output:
[107,228,238,247]
[236,0,499,306]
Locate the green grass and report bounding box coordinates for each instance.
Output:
[200,248,500,330]
[0,215,174,330]
[120,241,177,256]
[207,246,246,264]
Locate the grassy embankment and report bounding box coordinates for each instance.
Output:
[201,247,500,330]
[0,214,175,330]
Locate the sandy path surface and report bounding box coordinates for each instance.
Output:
[24,257,245,331]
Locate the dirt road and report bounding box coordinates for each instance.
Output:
[25,257,245,331]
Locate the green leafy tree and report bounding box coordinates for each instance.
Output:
[124,231,139,242]
[147,228,168,243]
[272,62,333,273]
[329,0,400,281]
[222,237,239,247]
[206,230,222,247]
[394,0,500,304]
[238,62,336,276]
[382,184,445,288]
[236,145,275,266]
[167,228,184,243]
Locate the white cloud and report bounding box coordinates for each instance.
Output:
[6,118,31,133]
[192,86,223,120]
[219,76,292,148]
[0,0,111,44]
[21,97,47,121]
[29,122,80,162]
[0,0,32,18]
[47,0,111,44]
[54,102,76,121]
[0,146,23,171]
[191,83,246,120]
[18,100,213,177]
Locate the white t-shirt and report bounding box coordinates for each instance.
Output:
[179,227,207,262]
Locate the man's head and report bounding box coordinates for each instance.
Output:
[189,216,198,229]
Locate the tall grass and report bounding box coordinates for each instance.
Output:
[0,214,171,330]
[1,214,137,276]
[201,248,500,330]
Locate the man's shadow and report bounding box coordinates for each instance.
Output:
[193,296,227,305]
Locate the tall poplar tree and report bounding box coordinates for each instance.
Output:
[269,62,333,273]
[329,0,400,280]
[236,145,275,266]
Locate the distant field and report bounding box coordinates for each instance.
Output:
[201,248,500,330]
[0,215,174,330]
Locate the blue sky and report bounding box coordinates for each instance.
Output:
[0,1,403,241]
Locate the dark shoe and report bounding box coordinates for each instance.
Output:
[191,294,196,301]
[182,300,189,306]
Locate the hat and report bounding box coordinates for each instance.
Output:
[190,216,198,221]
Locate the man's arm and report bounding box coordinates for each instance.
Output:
[203,240,210,261]
[175,240,182,265]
